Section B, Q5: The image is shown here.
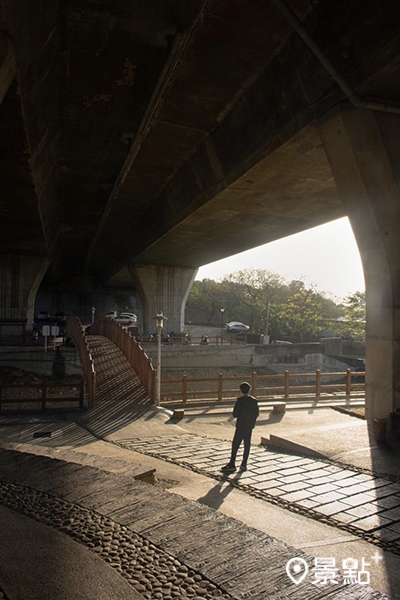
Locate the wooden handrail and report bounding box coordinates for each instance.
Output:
[160,369,365,405]
[0,380,84,411]
[90,318,156,403]
[139,334,248,346]
[66,316,96,407]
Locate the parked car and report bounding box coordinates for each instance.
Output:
[119,312,137,322]
[115,316,136,326]
[55,319,67,335]
[225,321,250,333]
[36,311,49,320]
[55,311,66,320]
[105,311,118,318]
[272,340,292,345]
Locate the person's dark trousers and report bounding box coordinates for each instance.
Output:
[229,428,252,467]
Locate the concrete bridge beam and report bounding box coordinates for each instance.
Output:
[0,254,50,330]
[319,107,400,420]
[0,32,15,105]
[128,265,197,335]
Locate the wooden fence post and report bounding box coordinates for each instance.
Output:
[346,369,352,396]
[252,371,257,396]
[316,369,321,397]
[284,370,290,398]
[182,374,187,403]
[79,380,84,408]
[41,381,47,410]
[218,373,223,402]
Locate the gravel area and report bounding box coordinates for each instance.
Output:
[0,479,233,600]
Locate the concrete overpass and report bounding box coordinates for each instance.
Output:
[1,0,400,419]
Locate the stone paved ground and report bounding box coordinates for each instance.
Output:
[0,447,389,600]
[115,434,400,553]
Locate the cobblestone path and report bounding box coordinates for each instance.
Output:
[116,433,400,553]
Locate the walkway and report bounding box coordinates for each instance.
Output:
[0,443,391,600]
[0,333,398,599]
[116,433,400,553]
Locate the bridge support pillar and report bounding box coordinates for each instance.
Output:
[128,265,197,335]
[0,32,16,105]
[319,107,400,420]
[0,254,50,330]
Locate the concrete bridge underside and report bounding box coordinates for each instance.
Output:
[1,0,400,420]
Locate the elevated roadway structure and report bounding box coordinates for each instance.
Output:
[1,0,400,419]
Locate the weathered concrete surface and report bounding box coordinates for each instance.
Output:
[0,255,50,327]
[0,442,393,599]
[145,342,354,371]
[0,346,82,376]
[0,391,399,597]
[2,0,400,282]
[129,264,197,334]
[319,108,400,420]
[0,32,15,105]
[0,504,143,600]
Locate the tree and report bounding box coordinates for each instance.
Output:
[186,279,226,324]
[222,269,288,332]
[338,291,366,340]
[186,268,364,342]
[275,287,330,341]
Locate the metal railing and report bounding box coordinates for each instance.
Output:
[160,369,365,406]
[90,317,156,402]
[65,316,96,407]
[139,334,249,346]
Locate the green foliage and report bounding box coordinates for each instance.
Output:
[337,291,366,341]
[186,268,364,342]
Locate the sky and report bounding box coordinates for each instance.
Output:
[195,217,365,301]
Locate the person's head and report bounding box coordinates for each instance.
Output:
[240,382,250,395]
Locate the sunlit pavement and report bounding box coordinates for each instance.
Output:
[1,401,399,599]
[116,433,400,553]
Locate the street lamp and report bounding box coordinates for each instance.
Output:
[220,308,225,345]
[155,312,168,405]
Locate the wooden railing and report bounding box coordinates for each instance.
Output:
[0,380,84,411]
[160,369,365,406]
[65,316,96,407]
[91,317,156,402]
[140,334,249,346]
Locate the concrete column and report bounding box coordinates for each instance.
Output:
[319,107,400,419]
[0,254,50,329]
[0,32,16,105]
[128,265,197,335]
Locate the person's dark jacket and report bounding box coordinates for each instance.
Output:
[233,395,259,431]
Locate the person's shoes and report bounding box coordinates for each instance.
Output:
[239,465,247,471]
[221,464,236,472]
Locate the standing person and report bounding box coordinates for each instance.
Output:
[221,382,259,472]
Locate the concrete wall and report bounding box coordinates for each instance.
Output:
[144,343,352,373]
[0,347,83,377]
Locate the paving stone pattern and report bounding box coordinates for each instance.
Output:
[116,434,400,553]
[0,448,388,600]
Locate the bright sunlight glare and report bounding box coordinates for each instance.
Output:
[196,218,365,301]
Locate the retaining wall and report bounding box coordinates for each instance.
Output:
[0,347,82,377]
